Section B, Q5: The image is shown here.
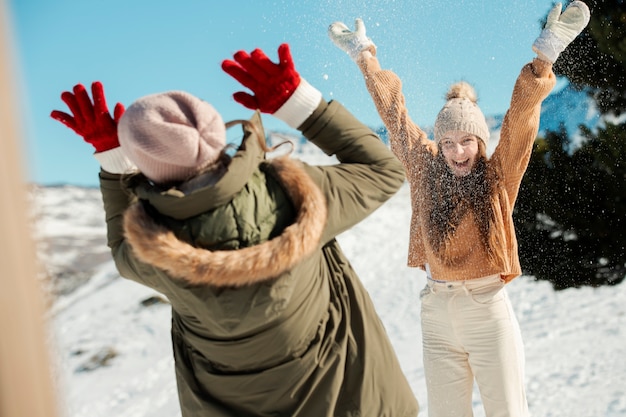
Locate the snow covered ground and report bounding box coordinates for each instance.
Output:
[32,158,626,416]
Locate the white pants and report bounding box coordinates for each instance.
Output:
[420,275,529,417]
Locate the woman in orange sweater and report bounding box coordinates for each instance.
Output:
[329,3,589,416]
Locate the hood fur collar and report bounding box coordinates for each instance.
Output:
[123,156,327,287]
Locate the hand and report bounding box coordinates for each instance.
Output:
[221,43,300,114]
[51,81,125,152]
[532,1,590,63]
[328,18,376,61]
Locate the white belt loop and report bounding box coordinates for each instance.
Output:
[462,281,470,296]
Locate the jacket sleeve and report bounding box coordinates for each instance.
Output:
[492,58,556,204]
[357,54,436,180]
[99,171,169,291]
[297,99,406,244]
[99,171,132,251]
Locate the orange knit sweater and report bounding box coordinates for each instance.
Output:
[359,55,556,282]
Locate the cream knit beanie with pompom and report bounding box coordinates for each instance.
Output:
[118,91,226,184]
[434,81,490,145]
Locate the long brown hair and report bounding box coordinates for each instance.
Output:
[425,141,502,265]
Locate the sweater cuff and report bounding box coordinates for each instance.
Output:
[530,57,553,78]
[273,78,323,129]
[357,50,381,74]
[94,147,136,174]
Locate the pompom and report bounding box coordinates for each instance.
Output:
[445,81,477,103]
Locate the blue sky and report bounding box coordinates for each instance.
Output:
[9,0,555,186]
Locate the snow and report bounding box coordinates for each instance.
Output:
[32,147,626,416]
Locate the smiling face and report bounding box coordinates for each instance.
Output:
[439,130,480,177]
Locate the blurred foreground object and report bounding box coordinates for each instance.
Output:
[0,0,61,416]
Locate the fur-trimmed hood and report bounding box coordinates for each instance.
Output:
[123,154,327,288]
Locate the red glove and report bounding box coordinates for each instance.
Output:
[221,43,300,114]
[51,81,124,153]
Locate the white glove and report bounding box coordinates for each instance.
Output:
[328,18,376,61]
[532,1,590,63]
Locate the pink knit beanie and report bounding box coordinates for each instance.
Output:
[434,81,490,145]
[118,91,226,183]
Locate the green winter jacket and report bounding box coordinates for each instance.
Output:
[99,99,418,417]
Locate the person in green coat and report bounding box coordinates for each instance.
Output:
[51,43,418,417]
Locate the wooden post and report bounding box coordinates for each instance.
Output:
[0,1,62,416]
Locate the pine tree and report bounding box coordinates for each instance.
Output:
[554,0,626,114]
[514,0,626,289]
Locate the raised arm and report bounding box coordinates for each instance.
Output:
[222,43,405,243]
[50,81,136,252]
[495,1,590,203]
[328,18,435,177]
